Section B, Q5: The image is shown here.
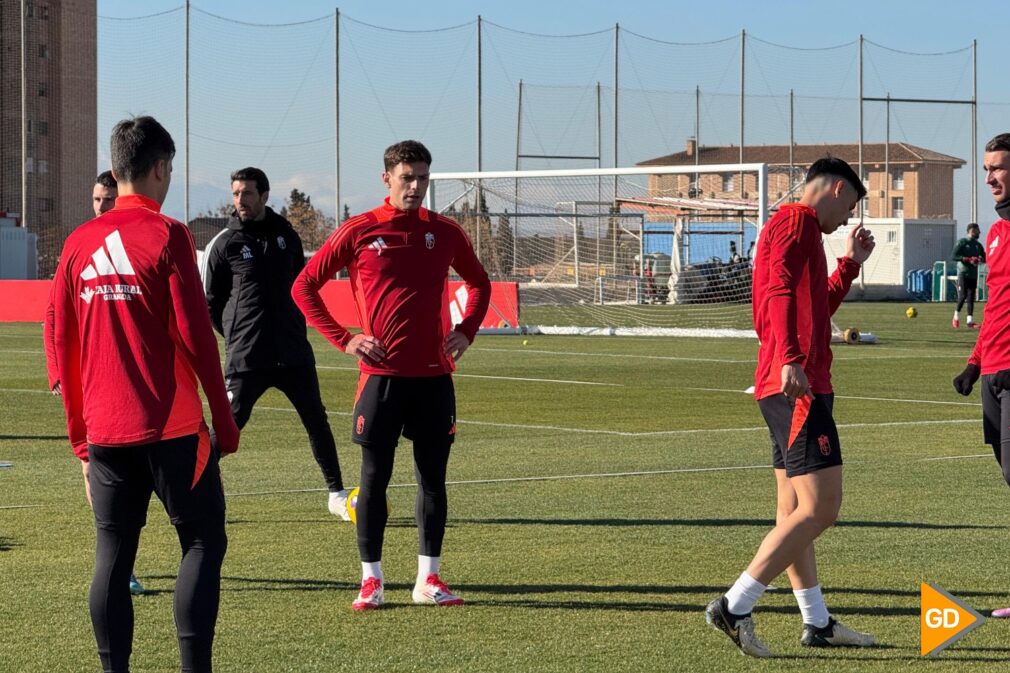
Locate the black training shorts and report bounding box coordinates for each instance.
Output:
[757,393,842,477]
[88,431,225,530]
[351,374,456,447]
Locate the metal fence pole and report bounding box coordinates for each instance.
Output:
[20,0,27,231]
[972,38,978,224]
[339,7,343,225]
[858,34,864,219]
[184,0,190,226]
[739,29,745,198]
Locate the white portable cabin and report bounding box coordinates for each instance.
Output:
[821,217,957,300]
[0,213,38,280]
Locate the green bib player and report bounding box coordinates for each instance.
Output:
[952,222,986,329]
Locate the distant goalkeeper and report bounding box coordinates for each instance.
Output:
[951,222,985,329]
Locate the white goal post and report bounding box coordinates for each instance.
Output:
[426,163,770,337]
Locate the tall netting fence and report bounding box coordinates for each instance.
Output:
[2,3,989,328]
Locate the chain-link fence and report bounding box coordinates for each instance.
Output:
[1,2,990,279]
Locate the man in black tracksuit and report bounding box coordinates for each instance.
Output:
[201,166,349,519]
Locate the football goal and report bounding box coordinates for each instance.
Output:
[426,163,769,337]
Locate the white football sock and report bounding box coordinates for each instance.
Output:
[417,555,440,584]
[725,571,767,616]
[793,584,830,628]
[361,561,383,582]
[967,314,974,323]
[954,310,960,320]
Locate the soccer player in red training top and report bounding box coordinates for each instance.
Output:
[50,116,239,673]
[292,140,491,611]
[706,157,877,657]
[44,170,146,597]
[953,133,1010,618]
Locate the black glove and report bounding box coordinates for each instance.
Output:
[953,364,981,396]
[993,369,1010,392]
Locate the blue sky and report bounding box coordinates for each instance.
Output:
[96,1,1005,225]
[99,1,997,53]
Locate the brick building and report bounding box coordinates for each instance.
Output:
[0,0,97,277]
[637,139,965,220]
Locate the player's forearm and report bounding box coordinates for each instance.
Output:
[43,300,59,389]
[766,294,804,364]
[826,257,861,315]
[291,272,352,350]
[968,326,985,367]
[456,279,491,342]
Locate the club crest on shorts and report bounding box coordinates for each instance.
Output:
[356,414,365,434]
[817,434,832,456]
[276,236,287,250]
[425,232,435,249]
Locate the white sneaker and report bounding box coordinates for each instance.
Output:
[801,616,875,647]
[705,596,773,658]
[412,573,465,606]
[328,489,351,521]
[351,577,384,611]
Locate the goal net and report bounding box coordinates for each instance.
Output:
[426,164,769,336]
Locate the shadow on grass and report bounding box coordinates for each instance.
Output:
[466,595,919,616]
[0,434,66,440]
[459,517,1005,531]
[452,582,925,615]
[227,517,425,529]
[0,537,15,552]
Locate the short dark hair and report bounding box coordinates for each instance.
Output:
[110,116,175,183]
[95,170,117,189]
[805,156,866,201]
[986,134,1010,153]
[230,167,270,194]
[383,140,432,171]
[967,222,980,232]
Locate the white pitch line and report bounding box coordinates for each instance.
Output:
[473,346,967,364]
[921,453,991,461]
[226,451,989,498]
[255,404,977,438]
[471,347,756,364]
[0,349,43,355]
[226,464,773,497]
[314,364,622,387]
[686,387,978,407]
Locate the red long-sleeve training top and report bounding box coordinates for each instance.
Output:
[969,219,1010,374]
[752,203,861,400]
[292,198,491,377]
[50,194,232,459]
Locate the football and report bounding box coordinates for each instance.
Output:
[345,486,392,524]
[906,306,918,318]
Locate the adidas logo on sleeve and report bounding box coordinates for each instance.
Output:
[78,230,143,304]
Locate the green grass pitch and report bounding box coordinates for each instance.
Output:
[3,302,1010,671]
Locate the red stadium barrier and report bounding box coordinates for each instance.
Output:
[0,281,51,322]
[0,280,520,329]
